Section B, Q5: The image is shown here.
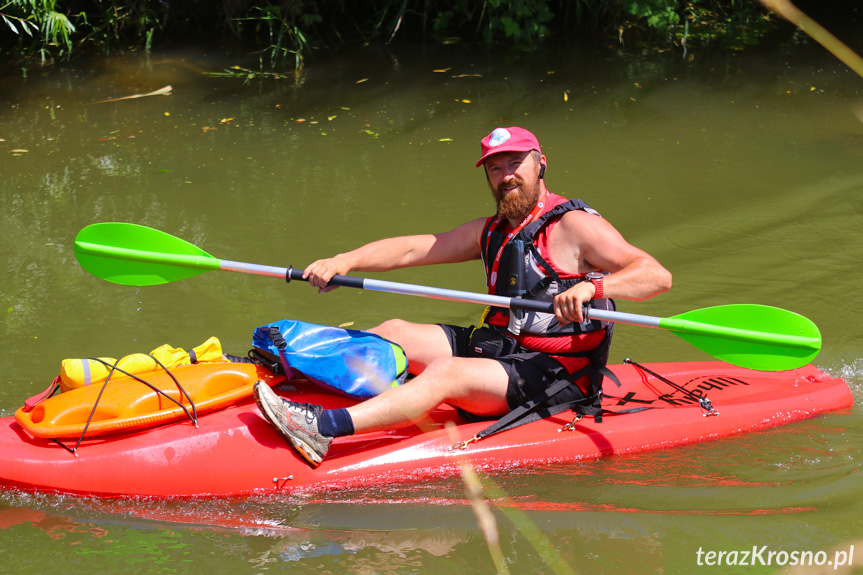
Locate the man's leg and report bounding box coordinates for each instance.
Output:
[356,319,511,431]
[347,355,511,433]
[368,319,454,374]
[254,320,513,466]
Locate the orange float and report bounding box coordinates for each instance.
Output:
[14,362,284,439]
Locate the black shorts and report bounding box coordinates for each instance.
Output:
[438,324,586,421]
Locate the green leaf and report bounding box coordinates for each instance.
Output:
[3,15,19,34]
[500,16,521,38]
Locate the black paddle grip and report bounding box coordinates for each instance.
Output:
[509,298,592,320]
[285,266,366,289]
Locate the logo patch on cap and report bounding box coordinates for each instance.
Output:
[488,128,511,147]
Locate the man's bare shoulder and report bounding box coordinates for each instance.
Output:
[554,207,614,239]
[557,206,604,226]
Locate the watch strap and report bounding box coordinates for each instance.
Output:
[588,275,603,299]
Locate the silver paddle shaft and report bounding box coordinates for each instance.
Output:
[219,260,662,328]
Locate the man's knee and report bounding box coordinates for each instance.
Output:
[415,357,464,393]
[369,318,411,341]
[369,320,451,374]
[420,356,510,414]
[422,356,459,377]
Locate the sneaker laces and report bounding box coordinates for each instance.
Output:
[290,402,323,427]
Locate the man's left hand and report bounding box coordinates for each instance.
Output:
[553,281,596,325]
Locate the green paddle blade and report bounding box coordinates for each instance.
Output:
[75,222,221,286]
[660,304,822,371]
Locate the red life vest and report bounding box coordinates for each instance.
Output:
[480,192,614,379]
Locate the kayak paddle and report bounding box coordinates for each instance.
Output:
[74,222,822,371]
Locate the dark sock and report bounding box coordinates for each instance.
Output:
[318,408,355,438]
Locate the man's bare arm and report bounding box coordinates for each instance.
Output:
[303,218,486,292]
[551,210,672,323]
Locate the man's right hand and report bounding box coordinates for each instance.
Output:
[302,255,352,293]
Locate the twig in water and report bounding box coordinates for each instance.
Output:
[758,0,863,79]
[445,422,510,575]
[445,421,582,575]
[88,85,173,105]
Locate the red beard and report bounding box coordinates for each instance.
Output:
[492,176,542,222]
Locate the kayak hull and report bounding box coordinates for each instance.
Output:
[0,361,853,498]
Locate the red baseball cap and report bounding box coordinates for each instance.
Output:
[475,126,542,167]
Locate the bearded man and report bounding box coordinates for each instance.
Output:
[254,126,673,468]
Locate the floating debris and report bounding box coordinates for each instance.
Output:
[89,85,173,105]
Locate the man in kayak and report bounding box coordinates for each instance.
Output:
[254,126,673,468]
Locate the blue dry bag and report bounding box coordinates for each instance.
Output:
[253,320,408,399]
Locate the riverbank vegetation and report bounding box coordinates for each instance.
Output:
[0,0,847,71]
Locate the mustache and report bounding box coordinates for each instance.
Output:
[494,178,524,198]
[492,177,538,221]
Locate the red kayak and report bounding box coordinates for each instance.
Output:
[0,360,853,499]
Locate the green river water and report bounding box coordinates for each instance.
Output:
[1,34,862,574]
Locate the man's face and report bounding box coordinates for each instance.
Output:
[484,151,544,222]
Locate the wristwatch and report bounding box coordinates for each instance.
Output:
[585,272,604,300]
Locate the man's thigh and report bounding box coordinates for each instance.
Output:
[428,355,511,417]
[369,319,454,374]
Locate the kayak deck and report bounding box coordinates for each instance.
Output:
[0,361,853,498]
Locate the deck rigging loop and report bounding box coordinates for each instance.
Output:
[558,413,584,433]
[449,434,481,451]
[624,358,719,417]
[49,356,198,456]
